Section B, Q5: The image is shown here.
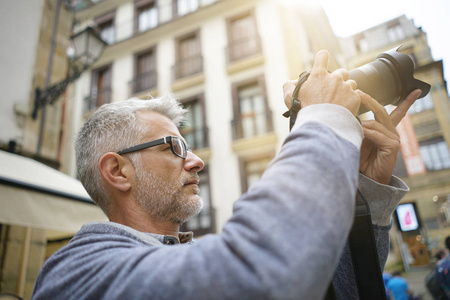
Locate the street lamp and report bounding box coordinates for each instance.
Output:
[71,26,107,67]
[32,26,106,120]
[32,26,106,157]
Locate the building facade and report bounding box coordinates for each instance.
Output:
[0,1,72,298]
[340,15,450,269]
[0,0,72,167]
[0,2,107,298]
[70,0,342,235]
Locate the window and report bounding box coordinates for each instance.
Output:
[135,0,158,33]
[414,121,441,138]
[240,156,273,193]
[387,23,405,43]
[95,12,115,44]
[409,93,434,114]
[419,137,450,171]
[226,11,261,62]
[354,34,369,53]
[131,48,157,94]
[173,31,202,80]
[429,194,450,228]
[85,65,112,112]
[232,77,272,140]
[174,0,199,17]
[180,95,208,150]
[180,166,215,236]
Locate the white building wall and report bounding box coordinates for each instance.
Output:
[115,2,134,42]
[159,0,173,24]
[158,37,176,96]
[112,55,134,102]
[67,72,92,177]
[201,16,240,229]
[256,0,291,147]
[0,0,44,147]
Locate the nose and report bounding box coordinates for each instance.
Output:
[184,151,204,172]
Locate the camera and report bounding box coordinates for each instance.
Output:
[348,46,431,114]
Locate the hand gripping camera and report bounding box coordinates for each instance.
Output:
[284,46,431,129]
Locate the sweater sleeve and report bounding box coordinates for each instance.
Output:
[33,105,362,300]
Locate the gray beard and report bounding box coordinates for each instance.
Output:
[133,163,203,225]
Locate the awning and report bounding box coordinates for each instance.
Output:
[0,150,107,233]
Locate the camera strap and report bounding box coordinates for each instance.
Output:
[283,71,310,130]
[349,193,388,300]
[283,73,387,300]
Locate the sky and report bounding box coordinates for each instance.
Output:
[318,0,450,89]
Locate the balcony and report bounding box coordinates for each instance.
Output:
[225,35,262,64]
[231,110,273,141]
[83,87,112,113]
[171,55,204,91]
[172,54,203,81]
[129,71,157,95]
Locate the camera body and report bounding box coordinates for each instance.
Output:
[348,46,431,114]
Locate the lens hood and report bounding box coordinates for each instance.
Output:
[349,46,431,114]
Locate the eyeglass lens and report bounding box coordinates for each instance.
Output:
[171,137,186,158]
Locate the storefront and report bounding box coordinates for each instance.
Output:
[0,150,107,298]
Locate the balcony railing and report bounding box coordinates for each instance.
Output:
[129,71,157,95]
[180,126,209,150]
[83,87,112,113]
[225,35,262,63]
[231,110,273,140]
[172,54,203,80]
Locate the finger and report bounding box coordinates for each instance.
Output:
[361,120,399,140]
[312,50,330,74]
[390,89,422,126]
[347,79,357,90]
[357,90,396,133]
[362,127,400,150]
[333,68,349,81]
[283,80,297,108]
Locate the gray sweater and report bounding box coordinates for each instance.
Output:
[32,104,408,300]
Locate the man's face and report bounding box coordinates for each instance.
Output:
[132,111,204,224]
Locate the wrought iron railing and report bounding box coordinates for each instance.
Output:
[172,54,203,80]
[129,71,157,95]
[83,87,112,113]
[225,35,262,63]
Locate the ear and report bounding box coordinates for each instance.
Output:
[98,152,133,192]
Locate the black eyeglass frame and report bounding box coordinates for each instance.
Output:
[116,135,191,159]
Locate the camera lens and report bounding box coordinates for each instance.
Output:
[348,46,431,114]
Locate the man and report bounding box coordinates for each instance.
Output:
[32,50,419,299]
[386,270,412,300]
[427,236,450,299]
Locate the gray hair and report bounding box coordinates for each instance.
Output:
[75,95,187,216]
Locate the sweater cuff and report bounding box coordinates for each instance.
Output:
[358,173,409,226]
[291,104,363,149]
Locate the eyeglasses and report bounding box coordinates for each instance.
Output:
[116,136,191,159]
